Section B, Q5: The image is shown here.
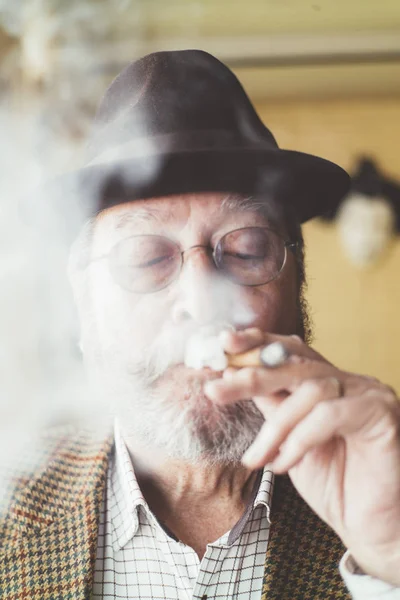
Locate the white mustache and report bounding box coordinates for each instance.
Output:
[129,322,234,383]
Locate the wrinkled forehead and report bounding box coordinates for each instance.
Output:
[93,192,286,249]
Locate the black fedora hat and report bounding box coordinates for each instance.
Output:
[25,49,350,238]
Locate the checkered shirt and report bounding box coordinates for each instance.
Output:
[92,423,274,599]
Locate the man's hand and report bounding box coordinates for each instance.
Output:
[204,328,400,586]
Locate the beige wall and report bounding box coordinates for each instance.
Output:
[256,97,400,392]
[136,0,400,37]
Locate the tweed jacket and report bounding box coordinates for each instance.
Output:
[0,428,350,599]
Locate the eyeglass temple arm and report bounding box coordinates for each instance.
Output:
[285,241,298,254]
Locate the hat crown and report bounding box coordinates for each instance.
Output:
[87,50,278,161]
[26,49,350,238]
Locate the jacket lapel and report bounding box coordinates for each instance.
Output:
[0,428,112,600]
[262,475,350,599]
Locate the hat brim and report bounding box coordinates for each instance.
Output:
[24,147,350,241]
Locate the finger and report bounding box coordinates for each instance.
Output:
[270,393,399,473]
[221,368,289,414]
[222,367,239,380]
[252,390,291,411]
[220,329,303,354]
[222,367,284,410]
[204,361,339,406]
[219,328,265,354]
[241,377,342,468]
[220,329,324,363]
[222,368,287,410]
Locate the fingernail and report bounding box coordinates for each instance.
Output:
[242,444,263,467]
[271,443,294,473]
[271,454,288,473]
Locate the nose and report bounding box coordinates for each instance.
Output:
[171,246,222,325]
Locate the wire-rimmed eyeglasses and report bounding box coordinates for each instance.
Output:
[88,227,297,293]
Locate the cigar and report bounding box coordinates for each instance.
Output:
[226,341,289,368]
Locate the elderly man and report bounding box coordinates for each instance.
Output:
[1,50,400,600]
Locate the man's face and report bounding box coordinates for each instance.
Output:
[76,193,300,462]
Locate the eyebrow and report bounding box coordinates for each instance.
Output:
[220,195,267,215]
[113,207,171,231]
[110,194,283,233]
[220,194,284,227]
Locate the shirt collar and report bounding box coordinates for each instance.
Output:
[254,466,274,518]
[111,420,149,551]
[111,419,274,551]
[226,467,274,545]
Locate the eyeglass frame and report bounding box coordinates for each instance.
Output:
[86,226,298,294]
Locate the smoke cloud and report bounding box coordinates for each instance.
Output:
[0,0,153,505]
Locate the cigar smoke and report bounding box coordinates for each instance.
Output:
[0,103,96,506]
[0,1,159,507]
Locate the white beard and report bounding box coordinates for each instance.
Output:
[87,322,264,465]
[118,380,264,465]
[119,384,264,464]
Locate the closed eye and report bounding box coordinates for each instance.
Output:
[226,252,265,260]
[134,255,172,268]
